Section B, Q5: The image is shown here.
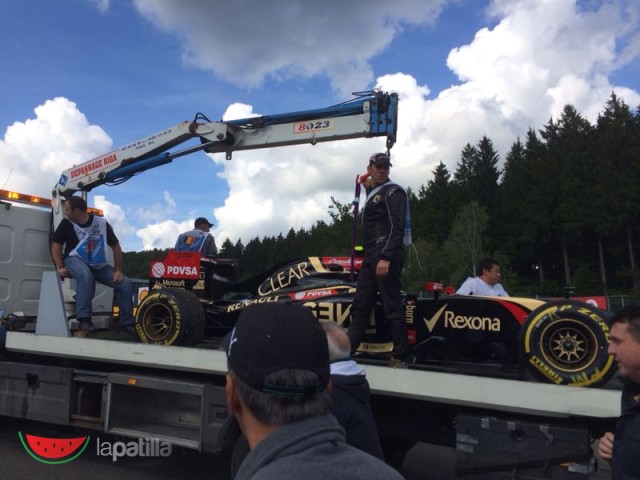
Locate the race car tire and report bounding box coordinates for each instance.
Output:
[519,300,615,387]
[135,288,206,346]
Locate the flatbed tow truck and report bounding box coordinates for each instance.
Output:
[0,91,622,478]
[1,330,621,478]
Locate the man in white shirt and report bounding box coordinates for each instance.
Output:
[456,258,508,297]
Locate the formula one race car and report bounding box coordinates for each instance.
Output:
[134,251,616,388]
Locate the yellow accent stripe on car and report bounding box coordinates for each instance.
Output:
[309,257,328,273]
[522,305,558,353]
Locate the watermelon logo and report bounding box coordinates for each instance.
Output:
[19,432,90,464]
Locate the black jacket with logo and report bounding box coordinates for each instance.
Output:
[362,180,407,262]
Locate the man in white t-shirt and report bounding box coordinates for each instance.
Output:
[456,258,508,297]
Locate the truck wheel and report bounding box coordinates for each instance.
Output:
[135,289,205,346]
[380,437,415,469]
[519,300,615,387]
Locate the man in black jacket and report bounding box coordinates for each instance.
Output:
[597,305,640,479]
[322,321,384,459]
[348,152,410,365]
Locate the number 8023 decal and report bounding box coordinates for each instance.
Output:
[293,119,335,134]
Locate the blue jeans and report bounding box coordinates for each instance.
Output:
[63,255,134,326]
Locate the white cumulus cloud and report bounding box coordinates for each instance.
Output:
[0,98,111,198]
[131,0,448,95]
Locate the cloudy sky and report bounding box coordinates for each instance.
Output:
[1,0,639,252]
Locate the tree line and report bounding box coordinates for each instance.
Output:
[124,93,640,299]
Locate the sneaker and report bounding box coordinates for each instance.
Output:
[388,357,408,369]
[118,324,137,336]
[77,319,97,334]
[389,354,415,369]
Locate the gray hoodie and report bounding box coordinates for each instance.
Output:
[234,414,404,480]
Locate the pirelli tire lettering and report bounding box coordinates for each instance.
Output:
[135,288,206,347]
[519,300,616,387]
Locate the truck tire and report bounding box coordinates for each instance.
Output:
[135,288,205,346]
[380,437,415,469]
[519,300,615,387]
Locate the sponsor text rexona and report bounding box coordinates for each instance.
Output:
[97,437,171,461]
[445,311,501,331]
[423,305,501,333]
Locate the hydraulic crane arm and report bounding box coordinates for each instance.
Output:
[53,91,397,201]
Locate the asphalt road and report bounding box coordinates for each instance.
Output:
[0,417,232,480]
[0,417,612,480]
[0,417,448,480]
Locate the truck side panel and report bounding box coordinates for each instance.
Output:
[0,361,72,425]
[0,356,235,454]
[0,204,52,316]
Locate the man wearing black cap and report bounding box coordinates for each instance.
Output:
[349,152,411,366]
[225,303,404,480]
[175,217,217,256]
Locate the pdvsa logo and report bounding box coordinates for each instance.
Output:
[292,289,337,300]
[150,262,199,279]
[166,265,198,276]
[151,261,166,278]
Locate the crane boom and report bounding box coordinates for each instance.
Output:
[53,91,397,199]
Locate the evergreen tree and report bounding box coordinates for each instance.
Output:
[539,105,594,290]
[474,135,501,209]
[218,238,237,257]
[417,161,452,244]
[234,239,245,258]
[495,139,529,269]
[595,93,640,293]
[452,143,478,210]
[452,137,500,211]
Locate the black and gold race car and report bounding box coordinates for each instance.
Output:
[134,252,615,388]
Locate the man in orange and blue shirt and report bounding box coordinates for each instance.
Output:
[175,217,218,257]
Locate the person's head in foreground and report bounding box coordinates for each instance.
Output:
[225,303,332,431]
[608,304,640,384]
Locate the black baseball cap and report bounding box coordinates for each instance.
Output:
[195,217,214,228]
[225,303,330,397]
[369,152,392,167]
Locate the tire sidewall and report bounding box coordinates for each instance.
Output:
[519,300,615,387]
[135,289,187,345]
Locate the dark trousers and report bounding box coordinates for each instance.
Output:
[349,253,408,359]
[612,412,640,479]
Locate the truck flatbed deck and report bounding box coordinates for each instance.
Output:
[5,331,621,419]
